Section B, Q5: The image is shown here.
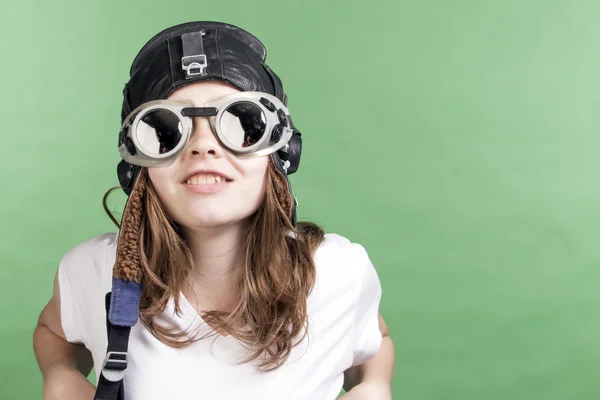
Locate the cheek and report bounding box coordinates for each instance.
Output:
[147,166,179,210]
[148,167,169,193]
[235,158,269,208]
[244,157,269,185]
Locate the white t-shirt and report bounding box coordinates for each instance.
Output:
[58,232,383,400]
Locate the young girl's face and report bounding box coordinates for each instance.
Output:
[147,81,269,230]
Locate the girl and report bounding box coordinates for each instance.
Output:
[33,21,395,400]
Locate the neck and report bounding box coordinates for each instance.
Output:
[179,221,249,311]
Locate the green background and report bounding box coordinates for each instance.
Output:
[1,0,599,398]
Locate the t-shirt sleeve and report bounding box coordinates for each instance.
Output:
[57,233,115,346]
[58,251,88,345]
[350,242,383,366]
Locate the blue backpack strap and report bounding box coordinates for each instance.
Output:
[94,278,142,400]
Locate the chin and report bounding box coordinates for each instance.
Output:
[178,211,253,230]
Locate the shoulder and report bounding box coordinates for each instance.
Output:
[58,232,118,295]
[311,232,381,301]
[313,234,383,365]
[57,232,118,346]
[60,232,118,264]
[315,233,366,252]
[313,233,372,276]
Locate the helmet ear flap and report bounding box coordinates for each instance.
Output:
[282,132,302,175]
[118,160,141,196]
[277,112,302,175]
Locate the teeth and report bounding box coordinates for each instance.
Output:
[185,173,225,185]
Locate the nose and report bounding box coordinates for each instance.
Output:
[184,117,223,159]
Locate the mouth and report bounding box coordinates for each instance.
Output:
[181,170,234,186]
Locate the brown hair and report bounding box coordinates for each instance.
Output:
[103,158,324,371]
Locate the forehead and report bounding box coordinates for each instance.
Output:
[167,80,241,105]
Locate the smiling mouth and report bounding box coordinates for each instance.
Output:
[183,172,233,185]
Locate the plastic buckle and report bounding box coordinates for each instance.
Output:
[101,351,128,382]
[181,55,207,77]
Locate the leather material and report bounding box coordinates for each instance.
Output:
[121,21,283,122]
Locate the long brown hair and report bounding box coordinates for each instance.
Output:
[103,157,324,371]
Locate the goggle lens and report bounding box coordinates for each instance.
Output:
[137,109,184,156]
[221,102,267,149]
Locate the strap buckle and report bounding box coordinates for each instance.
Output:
[182,55,207,77]
[101,351,128,382]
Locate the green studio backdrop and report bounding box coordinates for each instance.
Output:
[1,0,600,399]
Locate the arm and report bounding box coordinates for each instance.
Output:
[342,313,395,398]
[33,270,96,400]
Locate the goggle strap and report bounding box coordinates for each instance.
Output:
[181,31,208,78]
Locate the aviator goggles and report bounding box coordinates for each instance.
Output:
[118,91,297,167]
